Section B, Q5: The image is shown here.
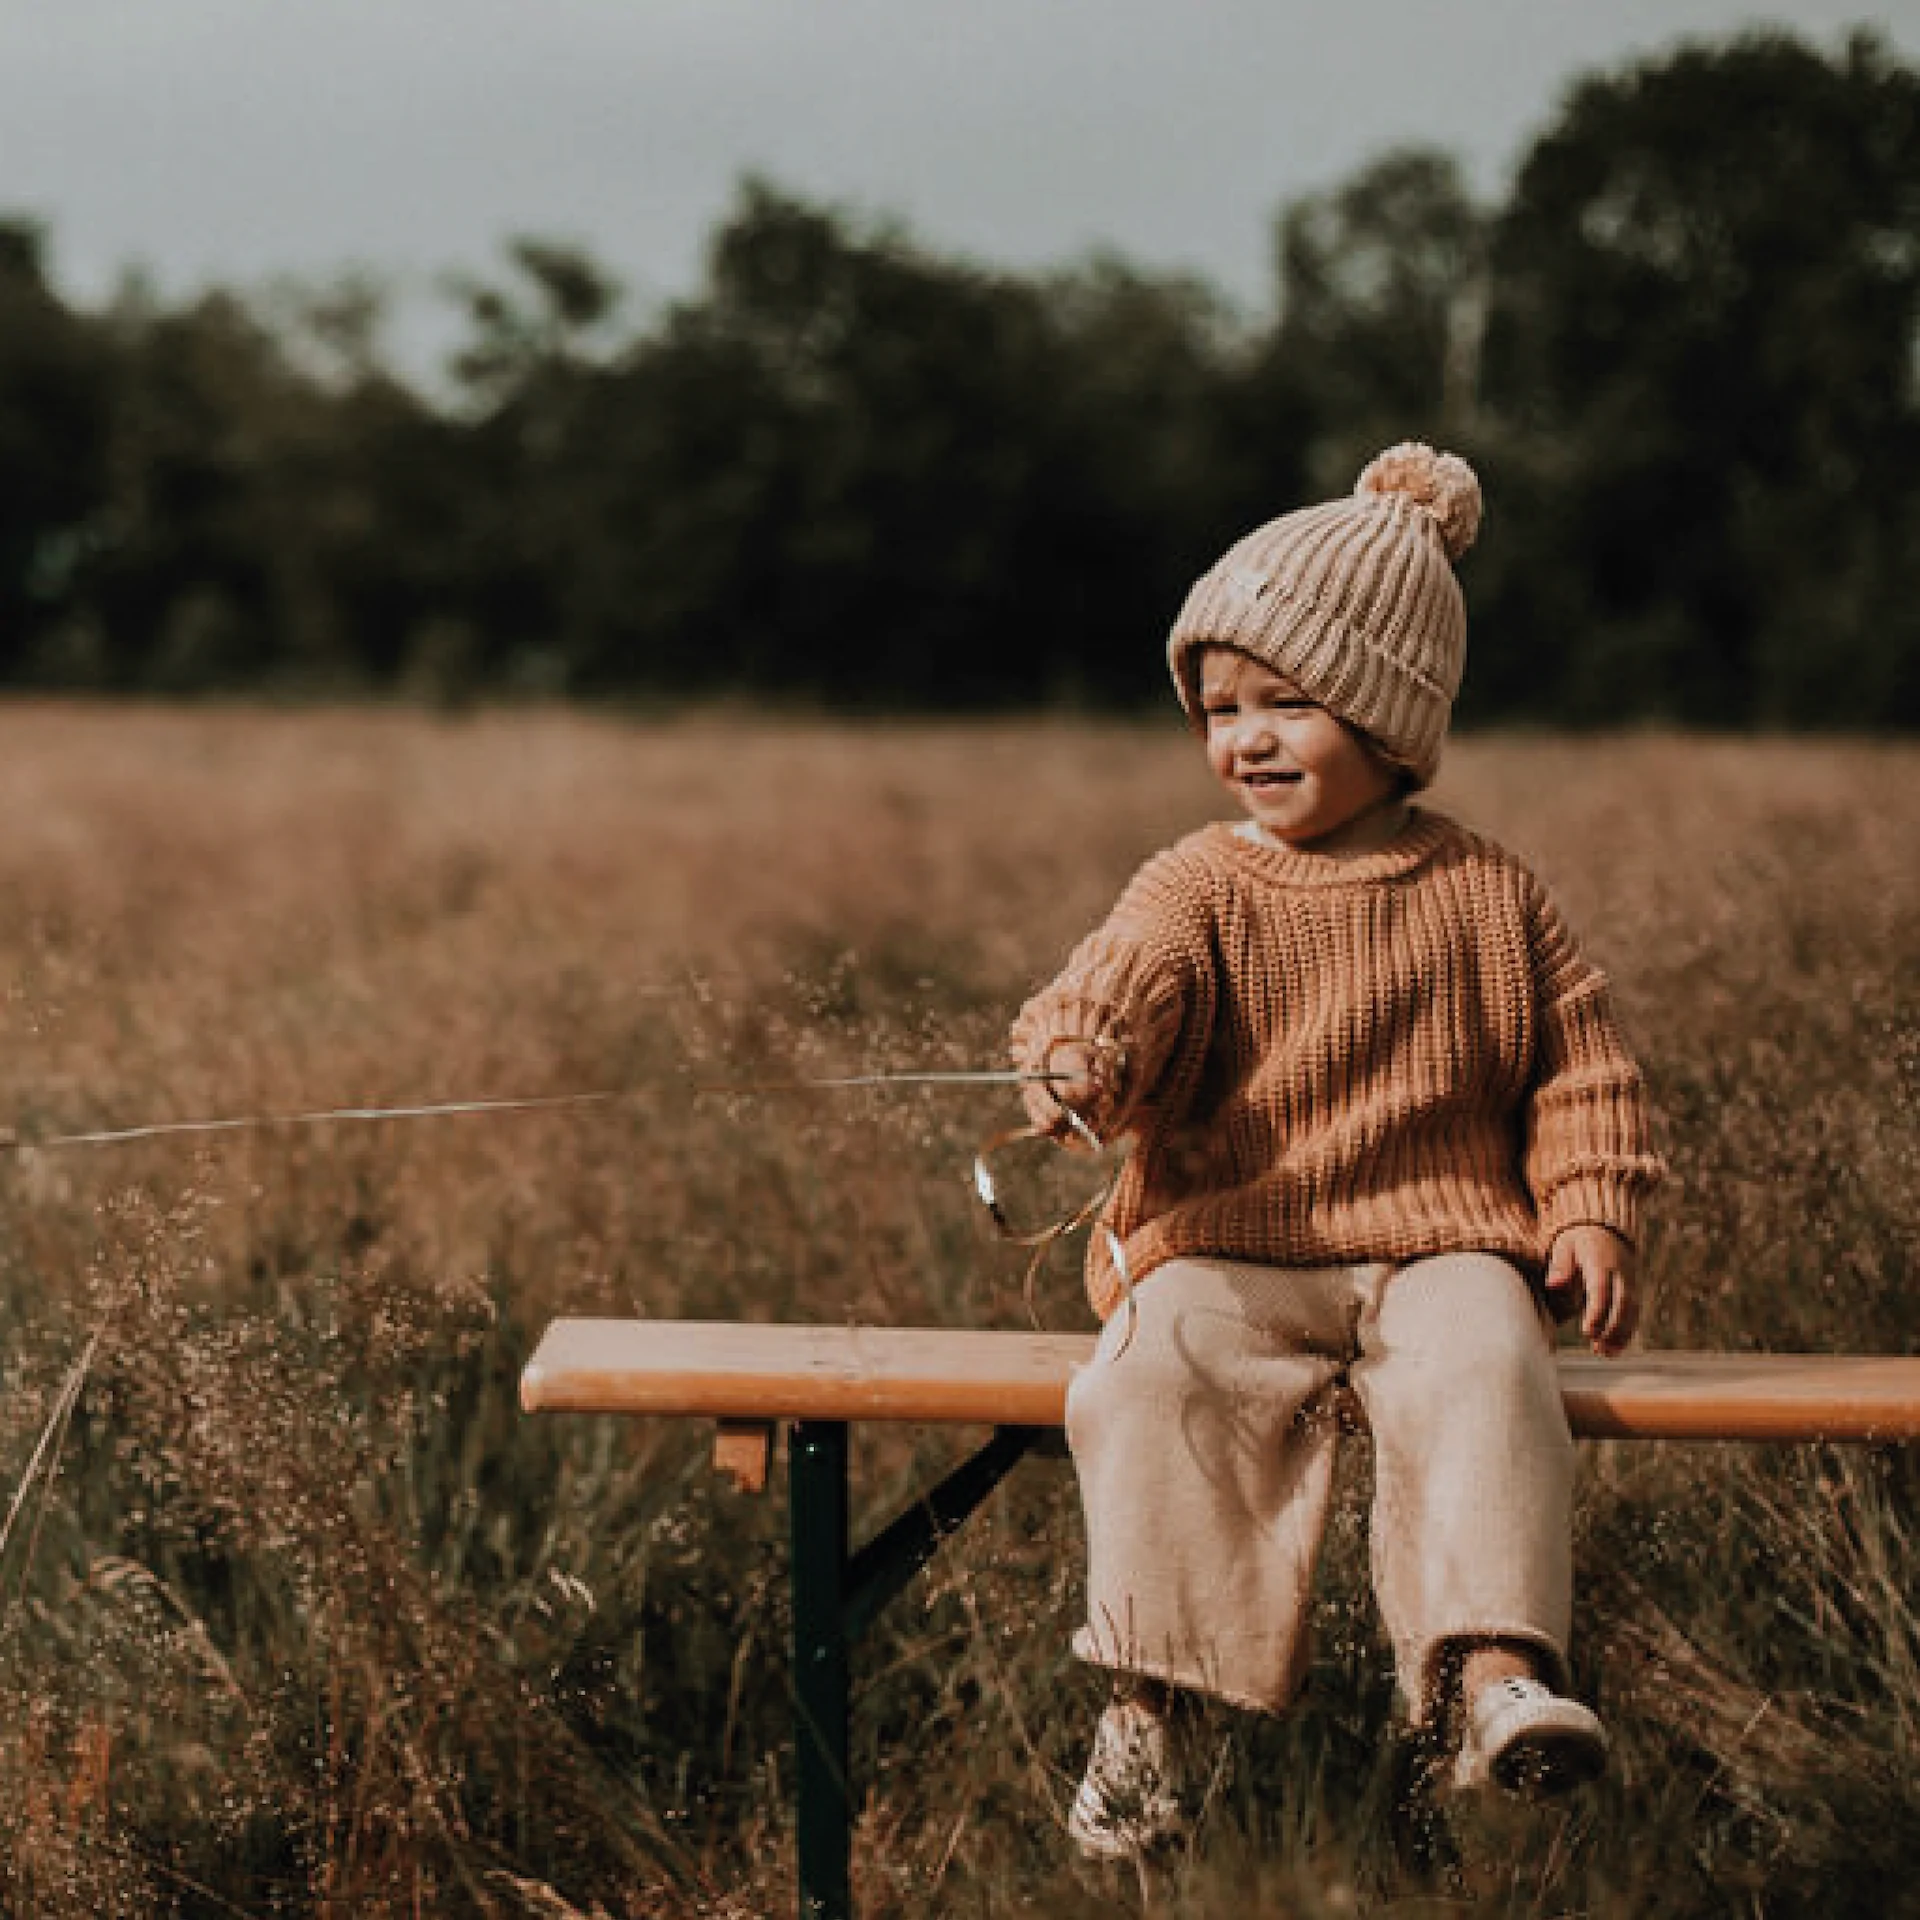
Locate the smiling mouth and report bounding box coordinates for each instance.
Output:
[1240,770,1302,787]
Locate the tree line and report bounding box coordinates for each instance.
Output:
[3,29,1917,725]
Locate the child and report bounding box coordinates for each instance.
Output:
[1009,444,1663,1861]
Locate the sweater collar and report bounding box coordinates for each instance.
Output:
[1213,806,1452,889]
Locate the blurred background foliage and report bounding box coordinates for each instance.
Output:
[2,28,1916,724]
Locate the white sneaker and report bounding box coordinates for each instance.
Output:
[1453,1676,1608,1797]
[1066,1696,1191,1861]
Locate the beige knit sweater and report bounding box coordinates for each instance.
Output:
[1010,808,1663,1321]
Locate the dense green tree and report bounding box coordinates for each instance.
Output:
[0,222,111,679]
[1478,30,1920,725]
[674,180,1062,703]
[69,280,451,692]
[1268,149,1490,492]
[546,181,1260,706]
[432,239,630,695]
[1032,253,1283,700]
[80,285,299,687]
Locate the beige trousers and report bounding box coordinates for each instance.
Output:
[1066,1252,1574,1724]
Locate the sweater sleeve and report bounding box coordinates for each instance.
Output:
[1521,875,1665,1247]
[1009,848,1212,1141]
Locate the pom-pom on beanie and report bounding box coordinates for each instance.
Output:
[1166,443,1482,786]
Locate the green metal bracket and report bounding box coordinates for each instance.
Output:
[788,1420,1046,1920]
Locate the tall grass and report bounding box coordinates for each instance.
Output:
[0,704,1915,1916]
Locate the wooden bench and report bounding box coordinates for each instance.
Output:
[521,1321,1920,1919]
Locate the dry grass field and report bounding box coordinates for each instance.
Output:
[0,703,1916,1917]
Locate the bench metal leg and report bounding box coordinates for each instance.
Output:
[787,1419,1046,1920]
[790,1421,853,1920]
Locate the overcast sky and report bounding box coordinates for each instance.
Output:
[5,1,1915,367]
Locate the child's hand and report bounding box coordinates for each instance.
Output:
[1021,1039,1119,1149]
[1545,1224,1638,1357]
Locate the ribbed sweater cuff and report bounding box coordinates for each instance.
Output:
[1538,1171,1653,1249]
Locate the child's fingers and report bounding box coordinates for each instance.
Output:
[1049,1097,1103,1151]
[1587,1301,1621,1356]
[1020,1072,1102,1148]
[1027,1037,1124,1144]
[1544,1240,1578,1292]
[1578,1259,1610,1338]
[1585,1268,1635,1356]
[1579,1269,1605,1344]
[1022,1097,1091,1149]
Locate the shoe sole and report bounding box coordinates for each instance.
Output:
[1489,1724,1607,1799]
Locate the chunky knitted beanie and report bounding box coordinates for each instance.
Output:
[1166,444,1482,786]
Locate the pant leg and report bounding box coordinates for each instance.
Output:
[1066,1256,1360,1713]
[1348,1251,1575,1725]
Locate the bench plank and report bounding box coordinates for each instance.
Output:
[522,1320,1091,1426]
[1556,1351,1920,1441]
[521,1319,1920,1444]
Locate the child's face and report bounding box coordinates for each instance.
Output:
[1198,649,1402,851]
